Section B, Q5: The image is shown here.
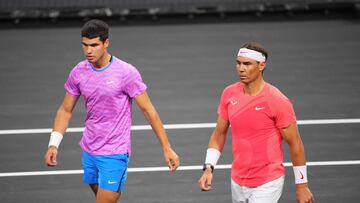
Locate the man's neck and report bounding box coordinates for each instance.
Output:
[92,53,111,69]
[243,78,266,96]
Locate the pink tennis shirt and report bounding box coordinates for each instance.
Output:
[218,82,296,187]
[64,56,147,155]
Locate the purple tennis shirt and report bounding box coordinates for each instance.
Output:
[64,56,147,155]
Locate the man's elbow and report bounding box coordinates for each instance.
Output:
[58,105,73,116]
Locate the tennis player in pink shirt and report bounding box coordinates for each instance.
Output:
[198,42,314,203]
[44,19,180,203]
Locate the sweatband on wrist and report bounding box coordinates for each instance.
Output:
[48,131,63,148]
[293,165,308,184]
[237,48,266,62]
[205,148,221,167]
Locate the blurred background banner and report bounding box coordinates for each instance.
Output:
[1,0,359,24]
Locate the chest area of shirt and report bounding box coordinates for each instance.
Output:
[79,72,124,99]
[227,95,275,130]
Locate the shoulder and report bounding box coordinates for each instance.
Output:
[113,57,144,84]
[221,82,241,98]
[265,83,290,101]
[113,57,139,73]
[223,82,241,93]
[265,83,294,113]
[66,60,87,79]
[70,60,88,73]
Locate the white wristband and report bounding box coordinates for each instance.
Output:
[205,148,221,167]
[293,165,308,184]
[48,131,63,148]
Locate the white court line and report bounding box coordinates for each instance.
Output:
[1,118,360,135]
[1,160,360,177]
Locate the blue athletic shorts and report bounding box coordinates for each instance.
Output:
[82,151,129,192]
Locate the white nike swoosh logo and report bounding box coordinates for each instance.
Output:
[255,107,264,110]
[230,101,237,105]
[108,180,117,184]
[106,81,114,85]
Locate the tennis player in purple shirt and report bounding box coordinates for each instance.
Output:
[44,19,180,203]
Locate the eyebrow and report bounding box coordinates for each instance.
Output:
[82,42,100,46]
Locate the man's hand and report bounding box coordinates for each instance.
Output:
[296,184,314,203]
[198,169,213,191]
[44,146,59,167]
[163,147,180,171]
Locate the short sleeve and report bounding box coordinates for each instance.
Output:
[217,89,229,120]
[272,96,297,129]
[64,68,81,96]
[122,65,147,98]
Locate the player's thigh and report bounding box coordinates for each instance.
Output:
[250,176,284,203]
[231,179,248,203]
[97,154,129,192]
[96,188,120,203]
[89,183,99,194]
[82,151,99,185]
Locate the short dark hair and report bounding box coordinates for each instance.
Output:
[241,42,268,61]
[81,19,109,42]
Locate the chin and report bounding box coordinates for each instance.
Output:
[87,59,96,63]
[240,78,248,84]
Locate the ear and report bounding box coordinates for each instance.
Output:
[259,61,266,72]
[104,38,110,48]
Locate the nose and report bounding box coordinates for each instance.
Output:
[84,46,92,54]
[236,63,245,72]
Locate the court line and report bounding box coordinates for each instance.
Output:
[0,118,360,135]
[1,160,360,177]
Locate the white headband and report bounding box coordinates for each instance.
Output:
[237,48,266,62]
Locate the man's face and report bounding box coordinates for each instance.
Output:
[236,56,266,84]
[81,37,109,63]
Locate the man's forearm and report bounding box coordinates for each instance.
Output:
[208,130,227,152]
[143,108,171,149]
[289,141,307,166]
